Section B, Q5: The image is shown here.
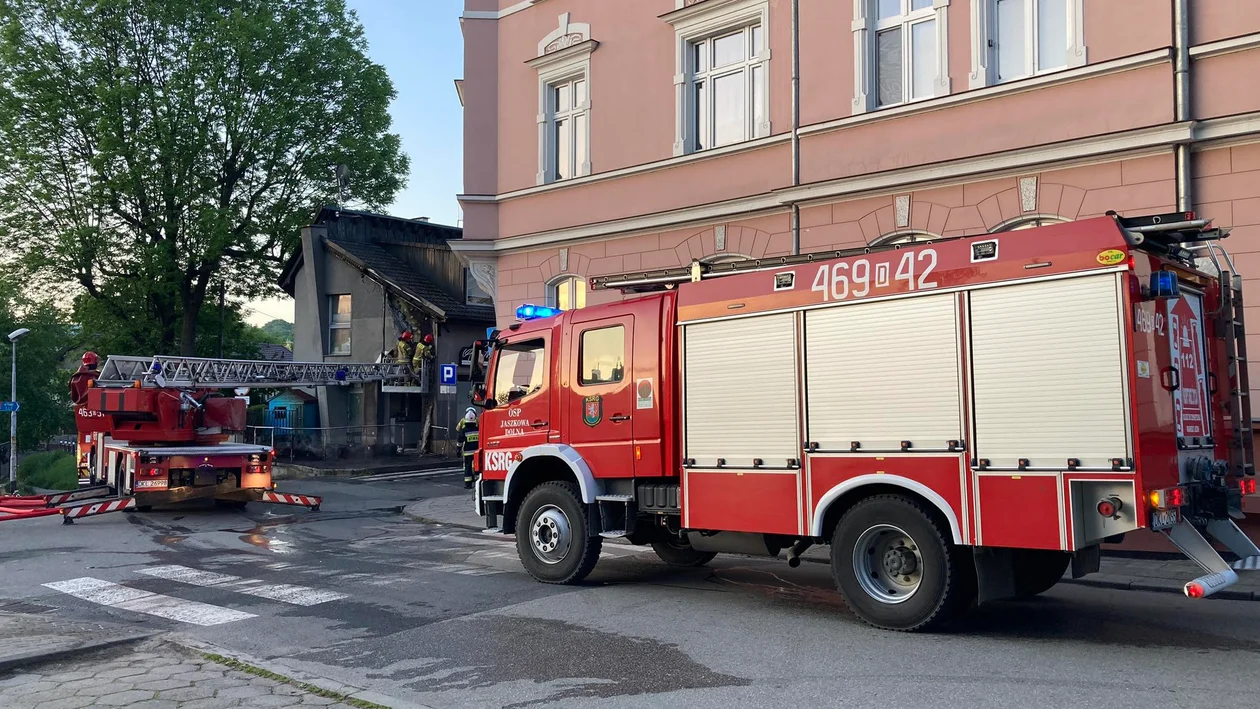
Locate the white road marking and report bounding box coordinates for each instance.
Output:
[138,565,348,606]
[44,577,254,626]
[355,467,463,482]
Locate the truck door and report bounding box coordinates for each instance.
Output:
[482,336,552,473]
[566,313,636,477]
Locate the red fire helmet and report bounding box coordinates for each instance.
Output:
[400,331,413,341]
[423,334,434,344]
[81,351,100,367]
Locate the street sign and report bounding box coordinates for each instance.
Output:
[439,385,457,395]
[440,364,457,386]
[0,402,18,413]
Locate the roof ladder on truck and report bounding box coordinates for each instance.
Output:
[1219,273,1256,481]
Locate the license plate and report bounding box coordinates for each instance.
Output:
[134,479,168,489]
[1151,507,1180,530]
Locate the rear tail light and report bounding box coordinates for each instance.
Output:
[138,467,163,479]
[1186,581,1206,598]
[1149,487,1186,510]
[1097,496,1123,518]
[1242,478,1258,495]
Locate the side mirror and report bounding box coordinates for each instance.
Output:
[471,383,494,409]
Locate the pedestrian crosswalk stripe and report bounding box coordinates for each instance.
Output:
[137,565,348,606]
[43,577,255,626]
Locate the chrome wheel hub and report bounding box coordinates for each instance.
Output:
[853,524,923,604]
[529,504,572,565]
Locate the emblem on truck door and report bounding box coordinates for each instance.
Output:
[583,395,603,426]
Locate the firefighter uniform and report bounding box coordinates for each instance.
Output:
[396,332,416,366]
[456,408,479,489]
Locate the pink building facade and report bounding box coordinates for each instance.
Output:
[455,0,1260,413]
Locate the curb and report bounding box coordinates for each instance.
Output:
[0,631,155,673]
[273,458,458,481]
[169,636,435,709]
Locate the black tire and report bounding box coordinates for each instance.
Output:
[1012,549,1071,597]
[215,499,249,511]
[651,539,717,567]
[514,481,602,584]
[830,495,971,632]
[133,505,153,513]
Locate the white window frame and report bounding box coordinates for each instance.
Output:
[546,275,587,311]
[529,13,597,185]
[969,0,1085,89]
[665,0,771,156]
[543,74,589,183]
[327,294,351,356]
[852,0,951,114]
[464,268,493,306]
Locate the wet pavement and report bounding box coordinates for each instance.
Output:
[2,472,1259,708]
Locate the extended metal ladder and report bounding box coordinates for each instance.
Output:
[95,355,413,389]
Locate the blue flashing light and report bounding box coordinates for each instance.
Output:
[1150,270,1180,299]
[516,304,563,321]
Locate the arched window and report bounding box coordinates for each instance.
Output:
[871,231,940,246]
[547,275,587,310]
[993,216,1068,232]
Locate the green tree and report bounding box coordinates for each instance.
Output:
[259,319,293,344]
[0,0,408,355]
[0,274,76,451]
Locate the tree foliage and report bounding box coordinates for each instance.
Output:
[0,274,76,450]
[0,0,408,355]
[258,318,292,344]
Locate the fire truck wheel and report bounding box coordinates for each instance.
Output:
[214,499,249,511]
[515,481,603,584]
[651,539,717,567]
[830,495,968,632]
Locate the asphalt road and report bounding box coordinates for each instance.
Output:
[3,472,1260,709]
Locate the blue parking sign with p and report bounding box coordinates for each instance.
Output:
[440,364,456,385]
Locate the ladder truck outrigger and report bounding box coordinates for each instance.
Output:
[50,355,414,520]
[469,210,1260,631]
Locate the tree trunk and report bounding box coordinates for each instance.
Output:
[179,294,204,356]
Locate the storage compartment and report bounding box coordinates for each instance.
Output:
[805,293,961,451]
[683,313,799,468]
[969,274,1131,469]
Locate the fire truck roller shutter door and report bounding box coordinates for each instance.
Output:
[504,444,605,505]
[805,294,962,451]
[683,313,799,467]
[969,274,1130,470]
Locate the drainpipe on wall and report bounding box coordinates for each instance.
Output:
[1173,0,1193,212]
[791,0,801,256]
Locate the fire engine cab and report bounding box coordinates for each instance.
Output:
[470,211,1260,631]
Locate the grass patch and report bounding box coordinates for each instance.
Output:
[16,451,78,492]
[200,653,390,709]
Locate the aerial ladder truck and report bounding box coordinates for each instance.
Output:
[1,355,412,524]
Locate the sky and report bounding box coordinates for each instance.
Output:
[245,0,465,327]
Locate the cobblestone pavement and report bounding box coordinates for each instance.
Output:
[0,639,360,709]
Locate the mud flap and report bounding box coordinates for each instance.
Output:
[973,547,1018,604]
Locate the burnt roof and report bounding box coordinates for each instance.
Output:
[324,238,495,323]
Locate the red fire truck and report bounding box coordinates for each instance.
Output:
[470,211,1260,631]
[71,355,409,512]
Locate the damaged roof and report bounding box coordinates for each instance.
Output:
[324,238,495,323]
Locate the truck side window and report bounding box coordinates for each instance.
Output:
[493,340,545,404]
[579,326,625,386]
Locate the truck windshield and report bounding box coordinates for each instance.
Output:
[492,339,545,405]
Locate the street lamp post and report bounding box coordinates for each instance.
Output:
[7,328,30,493]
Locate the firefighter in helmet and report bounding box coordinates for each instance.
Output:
[396,331,416,366]
[456,406,479,489]
[68,351,99,406]
[414,333,435,367]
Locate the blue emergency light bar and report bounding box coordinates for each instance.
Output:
[516,304,563,321]
[1149,270,1180,299]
